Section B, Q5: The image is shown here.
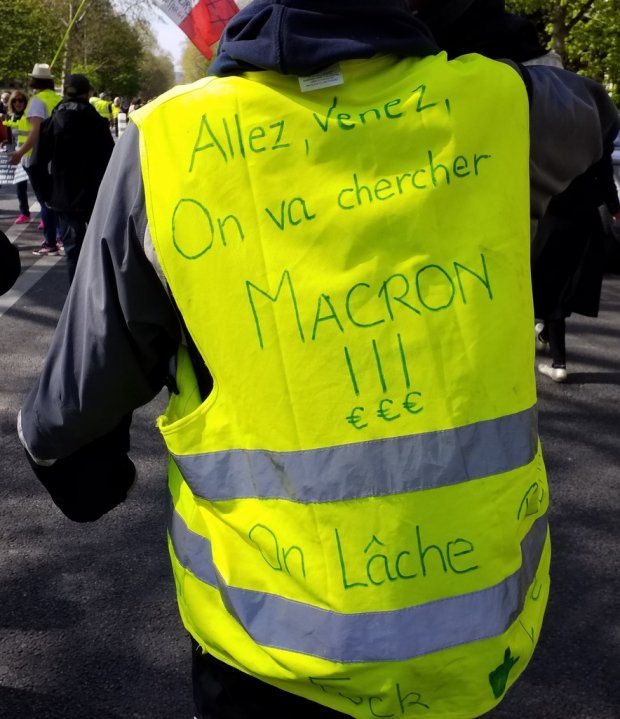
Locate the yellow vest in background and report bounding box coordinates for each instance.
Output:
[133,52,550,718]
[17,89,61,158]
[90,96,112,120]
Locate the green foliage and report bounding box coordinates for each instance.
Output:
[0,0,63,85]
[139,51,176,100]
[181,40,212,84]
[0,0,175,99]
[507,0,620,102]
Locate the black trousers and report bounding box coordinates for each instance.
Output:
[58,211,89,283]
[191,639,351,719]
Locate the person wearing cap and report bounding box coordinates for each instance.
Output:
[9,63,61,255]
[17,2,619,717]
[28,74,114,282]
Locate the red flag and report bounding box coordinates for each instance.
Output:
[154,0,242,59]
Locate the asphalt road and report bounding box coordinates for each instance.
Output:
[0,184,618,718]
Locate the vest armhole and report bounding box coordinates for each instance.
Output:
[167,284,214,401]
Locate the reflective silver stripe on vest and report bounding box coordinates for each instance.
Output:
[172,407,538,502]
[169,509,547,663]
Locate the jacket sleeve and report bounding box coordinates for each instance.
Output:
[525,65,620,230]
[18,123,182,520]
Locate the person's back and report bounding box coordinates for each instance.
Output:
[41,97,113,214]
[16,2,619,718]
[30,73,114,282]
[131,16,547,719]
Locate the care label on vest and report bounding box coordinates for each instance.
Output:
[298,64,344,92]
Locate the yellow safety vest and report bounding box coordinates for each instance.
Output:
[17,89,61,158]
[90,96,112,120]
[133,52,550,718]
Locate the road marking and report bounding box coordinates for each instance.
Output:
[0,255,63,317]
[5,201,41,243]
[1,202,64,318]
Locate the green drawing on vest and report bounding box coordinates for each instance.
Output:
[519,620,535,644]
[335,525,478,590]
[245,258,493,348]
[530,577,543,601]
[396,683,430,712]
[336,150,492,210]
[248,523,307,579]
[246,270,305,349]
[312,95,406,134]
[344,346,360,396]
[517,481,545,520]
[189,112,291,169]
[309,676,364,706]
[343,335,413,401]
[265,197,317,230]
[308,676,430,714]
[397,333,411,389]
[312,294,345,340]
[346,282,387,328]
[172,198,244,260]
[411,84,439,113]
[369,695,395,717]
[377,398,401,422]
[403,391,423,415]
[345,391,424,430]
[455,254,493,302]
[372,338,388,392]
[346,406,368,430]
[189,114,227,169]
[489,648,519,698]
[364,535,385,553]
[379,275,422,320]
[415,264,456,312]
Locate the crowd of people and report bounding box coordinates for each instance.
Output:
[0,66,142,276]
[1,1,619,718]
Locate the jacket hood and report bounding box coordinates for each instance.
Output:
[210,0,439,77]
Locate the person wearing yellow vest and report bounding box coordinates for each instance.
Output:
[9,63,61,254]
[3,90,32,224]
[90,92,113,127]
[17,2,619,718]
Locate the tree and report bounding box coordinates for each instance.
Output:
[181,40,212,84]
[62,0,145,96]
[139,51,176,99]
[0,0,176,100]
[0,0,63,86]
[507,0,620,102]
[134,21,176,99]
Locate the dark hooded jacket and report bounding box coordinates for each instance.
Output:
[30,97,114,215]
[18,0,620,523]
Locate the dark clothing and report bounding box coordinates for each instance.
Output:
[0,230,20,294]
[30,97,114,215]
[532,151,620,320]
[24,165,58,250]
[211,0,439,76]
[58,212,89,282]
[191,641,349,719]
[417,0,546,61]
